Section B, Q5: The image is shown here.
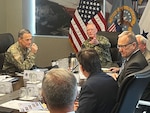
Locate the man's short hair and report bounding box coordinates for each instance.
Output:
[42,68,77,109]
[136,34,147,44]
[119,31,138,45]
[77,48,101,74]
[18,28,31,38]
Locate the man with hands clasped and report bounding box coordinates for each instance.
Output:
[2,29,38,73]
[81,23,112,67]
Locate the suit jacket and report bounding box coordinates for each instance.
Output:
[144,49,150,63]
[117,50,148,86]
[76,71,118,113]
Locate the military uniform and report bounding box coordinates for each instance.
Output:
[2,42,36,72]
[81,35,112,67]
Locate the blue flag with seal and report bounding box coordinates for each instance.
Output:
[107,0,140,34]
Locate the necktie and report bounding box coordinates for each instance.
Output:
[119,59,126,75]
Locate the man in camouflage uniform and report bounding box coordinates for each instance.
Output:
[2,29,38,73]
[81,23,112,67]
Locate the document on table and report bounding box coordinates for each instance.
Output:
[101,68,112,73]
[0,100,48,112]
[0,75,11,81]
[28,111,49,113]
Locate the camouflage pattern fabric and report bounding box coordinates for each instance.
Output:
[2,42,35,72]
[81,35,113,67]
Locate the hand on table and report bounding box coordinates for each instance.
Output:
[107,67,120,80]
[109,67,120,73]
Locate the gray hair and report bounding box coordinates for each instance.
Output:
[42,68,77,109]
[136,34,147,44]
[18,28,31,38]
[119,31,138,45]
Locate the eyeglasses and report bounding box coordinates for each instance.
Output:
[117,42,134,49]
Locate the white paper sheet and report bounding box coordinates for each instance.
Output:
[0,100,45,112]
[28,110,49,113]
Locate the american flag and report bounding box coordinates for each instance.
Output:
[107,21,117,32]
[107,19,122,32]
[69,0,107,52]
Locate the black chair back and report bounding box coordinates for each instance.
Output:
[0,33,14,70]
[111,65,150,113]
[97,31,122,66]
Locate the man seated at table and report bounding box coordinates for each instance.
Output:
[75,48,118,113]
[42,68,77,113]
[2,29,38,73]
[81,23,112,67]
[135,34,150,112]
[109,31,148,86]
[136,34,150,63]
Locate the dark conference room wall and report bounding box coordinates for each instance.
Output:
[0,0,74,67]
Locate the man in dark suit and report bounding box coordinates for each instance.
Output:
[110,31,148,86]
[75,48,118,113]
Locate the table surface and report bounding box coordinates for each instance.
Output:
[0,90,19,105]
[0,75,24,113]
[0,90,20,113]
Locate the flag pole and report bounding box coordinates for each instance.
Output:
[103,0,106,18]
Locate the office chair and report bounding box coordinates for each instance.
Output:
[111,65,150,113]
[0,33,14,71]
[97,31,122,66]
